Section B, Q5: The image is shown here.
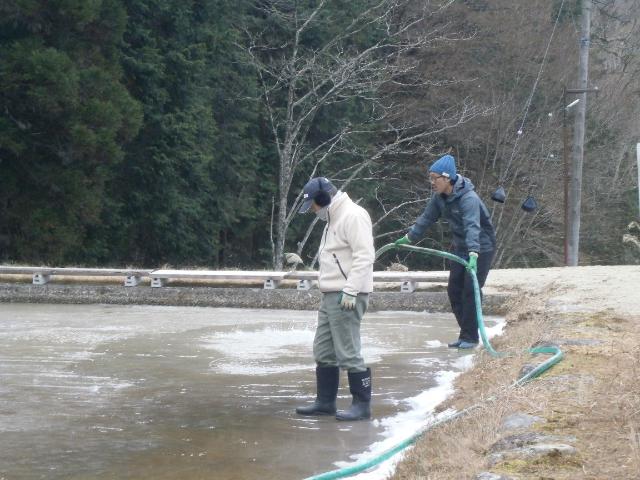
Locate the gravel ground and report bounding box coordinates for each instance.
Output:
[484,265,640,316]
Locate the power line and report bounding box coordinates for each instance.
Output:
[502,0,566,180]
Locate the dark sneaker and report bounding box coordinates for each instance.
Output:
[457,341,479,349]
[447,339,463,348]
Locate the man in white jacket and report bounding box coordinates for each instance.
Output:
[295,177,375,421]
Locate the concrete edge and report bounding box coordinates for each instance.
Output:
[0,283,511,314]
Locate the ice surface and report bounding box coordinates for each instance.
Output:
[0,304,503,480]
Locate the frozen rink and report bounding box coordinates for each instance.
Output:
[0,303,503,479]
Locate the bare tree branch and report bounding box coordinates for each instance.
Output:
[240,0,484,268]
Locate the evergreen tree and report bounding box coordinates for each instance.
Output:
[0,0,142,264]
[102,0,270,267]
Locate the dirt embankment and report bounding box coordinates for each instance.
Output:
[392,265,640,480]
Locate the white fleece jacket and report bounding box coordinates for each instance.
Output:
[317,192,375,295]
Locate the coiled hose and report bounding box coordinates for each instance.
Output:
[303,243,563,480]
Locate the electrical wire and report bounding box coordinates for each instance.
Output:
[502,0,567,181]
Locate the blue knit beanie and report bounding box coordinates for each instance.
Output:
[429,154,457,181]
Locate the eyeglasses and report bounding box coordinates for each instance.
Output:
[429,175,445,183]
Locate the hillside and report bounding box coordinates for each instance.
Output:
[1,1,638,269]
[393,265,640,479]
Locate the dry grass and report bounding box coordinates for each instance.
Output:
[392,296,640,479]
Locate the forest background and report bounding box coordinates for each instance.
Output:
[1,0,639,271]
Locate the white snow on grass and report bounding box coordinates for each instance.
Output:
[332,368,466,479]
[483,317,506,338]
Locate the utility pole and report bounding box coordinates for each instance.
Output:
[566,0,592,266]
[563,94,578,266]
[562,89,597,266]
[637,143,640,218]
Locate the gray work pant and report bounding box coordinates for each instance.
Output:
[313,292,369,373]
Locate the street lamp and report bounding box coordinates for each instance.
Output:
[562,86,599,266]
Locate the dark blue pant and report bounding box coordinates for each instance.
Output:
[447,251,494,343]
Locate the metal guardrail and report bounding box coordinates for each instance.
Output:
[0,266,448,291]
[0,266,152,286]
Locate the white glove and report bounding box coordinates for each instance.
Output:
[467,251,478,273]
[338,291,357,310]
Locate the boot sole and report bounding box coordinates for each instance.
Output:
[335,415,371,421]
[295,410,336,416]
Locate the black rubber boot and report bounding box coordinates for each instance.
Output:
[296,366,339,416]
[336,368,371,421]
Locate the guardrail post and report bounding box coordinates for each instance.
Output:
[263,278,280,289]
[400,280,416,293]
[124,275,141,287]
[32,273,51,285]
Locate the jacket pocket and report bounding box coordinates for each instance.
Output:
[332,253,348,280]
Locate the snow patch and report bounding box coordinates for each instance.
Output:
[202,327,391,375]
[334,368,467,479]
[332,318,506,479]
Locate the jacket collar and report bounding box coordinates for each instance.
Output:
[327,191,350,220]
[441,175,473,202]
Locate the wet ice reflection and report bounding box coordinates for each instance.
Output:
[0,303,502,480]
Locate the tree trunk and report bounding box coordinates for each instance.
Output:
[273,152,293,270]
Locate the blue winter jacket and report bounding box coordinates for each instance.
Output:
[407,175,496,254]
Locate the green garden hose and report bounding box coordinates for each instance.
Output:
[303,243,563,480]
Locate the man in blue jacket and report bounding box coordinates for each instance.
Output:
[395,155,496,349]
